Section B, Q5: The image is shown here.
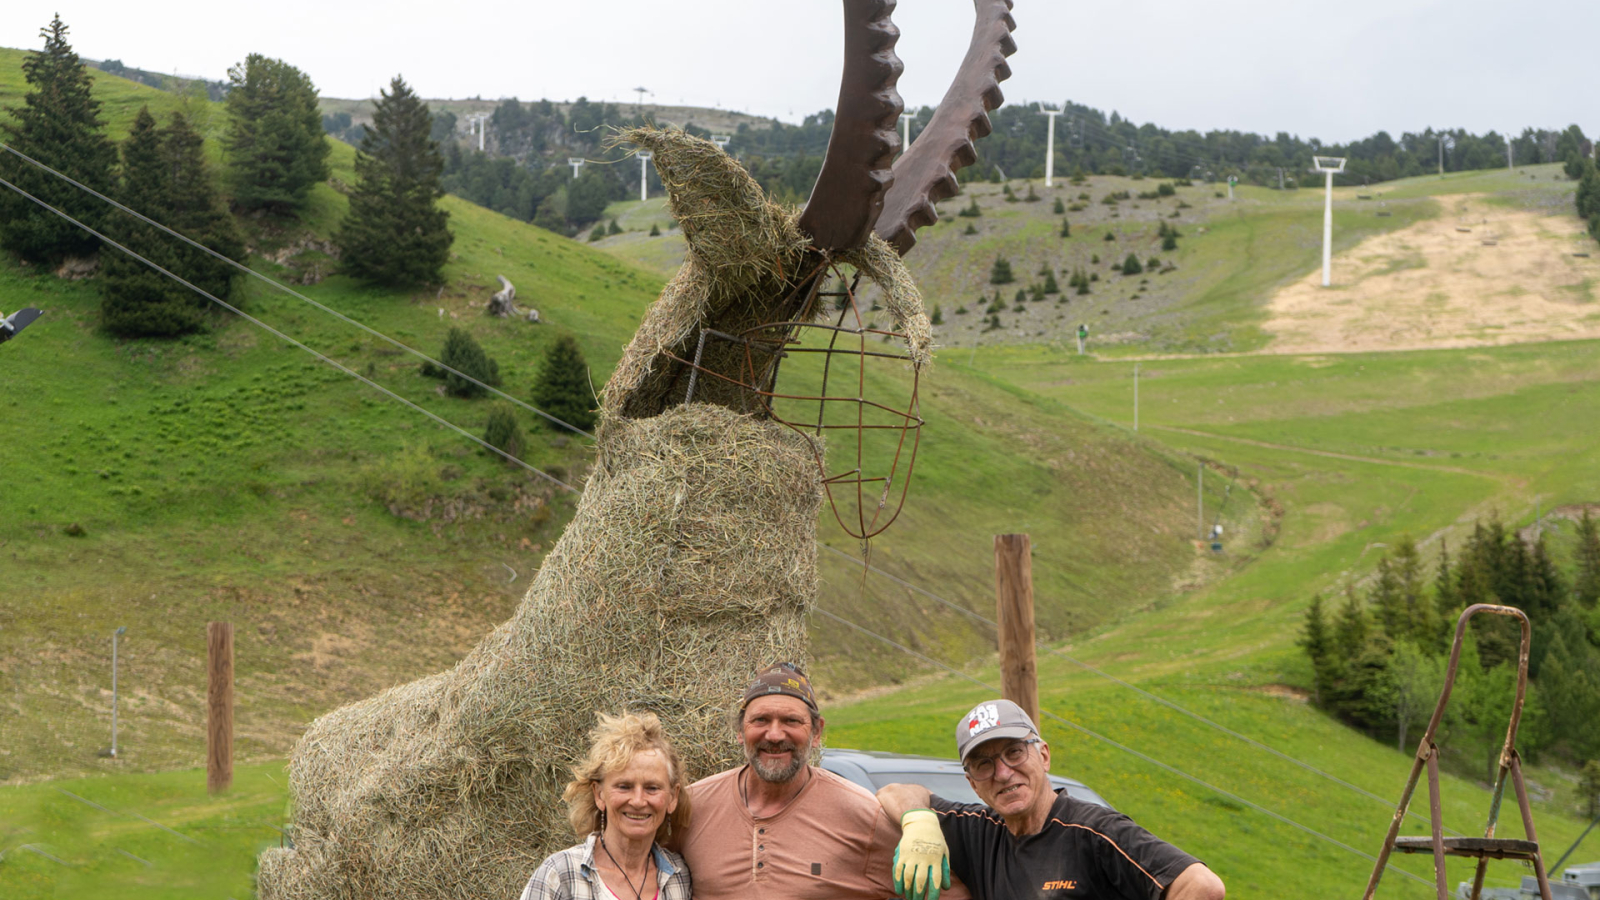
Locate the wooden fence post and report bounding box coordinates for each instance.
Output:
[993,534,1040,728]
[207,621,233,794]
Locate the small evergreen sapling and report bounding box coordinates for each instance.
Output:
[989,257,1014,284]
[532,335,596,433]
[431,327,501,398]
[1052,196,1066,214]
[1122,253,1143,275]
[483,403,525,460]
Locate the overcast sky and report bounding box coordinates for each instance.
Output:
[6,0,1595,145]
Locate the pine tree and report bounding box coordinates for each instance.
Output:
[223,54,330,213]
[101,108,246,337]
[338,77,453,288]
[1052,196,1066,214]
[483,403,525,460]
[1059,218,1071,238]
[0,16,116,266]
[1575,509,1600,608]
[1041,270,1060,294]
[989,257,1014,284]
[532,335,596,433]
[1299,594,1338,703]
[1121,253,1143,275]
[431,327,500,398]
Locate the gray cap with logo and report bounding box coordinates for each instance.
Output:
[955,698,1039,762]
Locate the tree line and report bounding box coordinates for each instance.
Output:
[716,101,1592,194]
[0,16,453,337]
[1300,514,1600,782]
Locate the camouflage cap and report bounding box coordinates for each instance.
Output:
[740,662,819,712]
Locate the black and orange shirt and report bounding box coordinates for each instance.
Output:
[930,789,1200,900]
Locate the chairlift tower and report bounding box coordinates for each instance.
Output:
[637,151,653,202]
[633,85,651,115]
[899,113,917,157]
[466,113,490,152]
[1311,156,1347,287]
[1040,107,1063,187]
[568,157,585,179]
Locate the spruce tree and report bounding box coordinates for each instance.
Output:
[532,335,596,433]
[1575,509,1600,608]
[223,54,330,213]
[483,403,525,460]
[338,76,453,288]
[1121,253,1143,275]
[0,16,116,266]
[101,108,246,337]
[989,257,1014,284]
[433,327,500,398]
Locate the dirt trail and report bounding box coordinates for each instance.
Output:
[1263,195,1599,353]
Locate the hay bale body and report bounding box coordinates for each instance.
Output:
[259,406,823,900]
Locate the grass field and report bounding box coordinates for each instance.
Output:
[4,40,1599,900]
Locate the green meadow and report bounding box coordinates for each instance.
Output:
[5,42,1600,900]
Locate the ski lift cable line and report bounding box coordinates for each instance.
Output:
[818,542,1465,838]
[0,142,596,441]
[809,605,1435,889]
[0,173,581,494]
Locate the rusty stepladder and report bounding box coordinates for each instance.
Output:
[1361,604,1553,900]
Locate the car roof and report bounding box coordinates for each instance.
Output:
[819,747,1113,810]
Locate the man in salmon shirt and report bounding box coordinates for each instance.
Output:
[671,663,969,900]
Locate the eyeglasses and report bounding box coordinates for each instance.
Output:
[963,739,1040,781]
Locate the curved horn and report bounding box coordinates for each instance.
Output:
[796,0,905,251]
[876,0,1015,256]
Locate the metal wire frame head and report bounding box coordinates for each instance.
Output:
[665,264,924,540]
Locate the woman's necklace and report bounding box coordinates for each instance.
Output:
[598,835,655,900]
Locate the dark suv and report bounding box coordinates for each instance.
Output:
[819,747,1113,809]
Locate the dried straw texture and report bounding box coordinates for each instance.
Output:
[603,127,814,422]
[258,405,822,900]
[838,233,933,367]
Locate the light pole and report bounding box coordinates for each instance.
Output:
[1310,156,1347,287]
[637,151,653,202]
[111,626,127,758]
[1040,107,1063,187]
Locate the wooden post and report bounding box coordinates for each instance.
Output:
[207,621,233,794]
[993,534,1040,728]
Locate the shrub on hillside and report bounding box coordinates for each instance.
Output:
[532,335,596,433]
[1158,182,1176,197]
[588,223,606,241]
[426,327,501,398]
[649,223,661,237]
[957,197,982,218]
[483,403,525,460]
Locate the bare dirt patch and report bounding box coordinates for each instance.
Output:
[1264,195,1600,353]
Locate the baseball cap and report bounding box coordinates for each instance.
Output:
[740,662,819,713]
[955,699,1038,762]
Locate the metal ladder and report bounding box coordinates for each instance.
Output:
[1361,603,1553,900]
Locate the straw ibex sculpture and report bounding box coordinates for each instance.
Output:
[258,3,1014,897]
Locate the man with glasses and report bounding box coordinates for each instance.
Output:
[878,699,1224,900]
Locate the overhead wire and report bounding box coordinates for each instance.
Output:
[818,542,1465,837]
[0,172,581,494]
[810,605,1434,888]
[0,142,596,440]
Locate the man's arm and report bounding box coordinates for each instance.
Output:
[876,783,933,822]
[1165,863,1224,900]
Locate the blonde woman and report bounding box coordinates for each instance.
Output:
[519,712,693,900]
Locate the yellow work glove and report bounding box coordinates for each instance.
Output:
[892,809,951,900]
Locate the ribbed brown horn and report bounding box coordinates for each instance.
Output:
[796,0,905,251]
[876,0,1015,256]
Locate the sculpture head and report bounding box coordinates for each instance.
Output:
[605,0,1016,538]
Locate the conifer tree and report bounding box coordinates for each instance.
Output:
[483,403,525,460]
[0,16,116,266]
[1121,253,1143,275]
[1575,509,1600,608]
[1059,218,1071,238]
[989,257,1014,284]
[431,327,500,398]
[101,108,245,336]
[223,54,330,213]
[339,76,453,288]
[531,335,596,433]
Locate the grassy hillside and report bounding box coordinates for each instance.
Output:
[6,41,1599,900]
[0,48,1220,785]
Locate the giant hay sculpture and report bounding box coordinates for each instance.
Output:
[257,2,1015,897]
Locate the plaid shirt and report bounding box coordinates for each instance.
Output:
[518,833,692,900]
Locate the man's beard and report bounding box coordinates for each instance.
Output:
[746,740,807,784]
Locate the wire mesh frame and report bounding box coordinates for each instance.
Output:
[661,261,924,540]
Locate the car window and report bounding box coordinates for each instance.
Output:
[861,772,1111,810]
